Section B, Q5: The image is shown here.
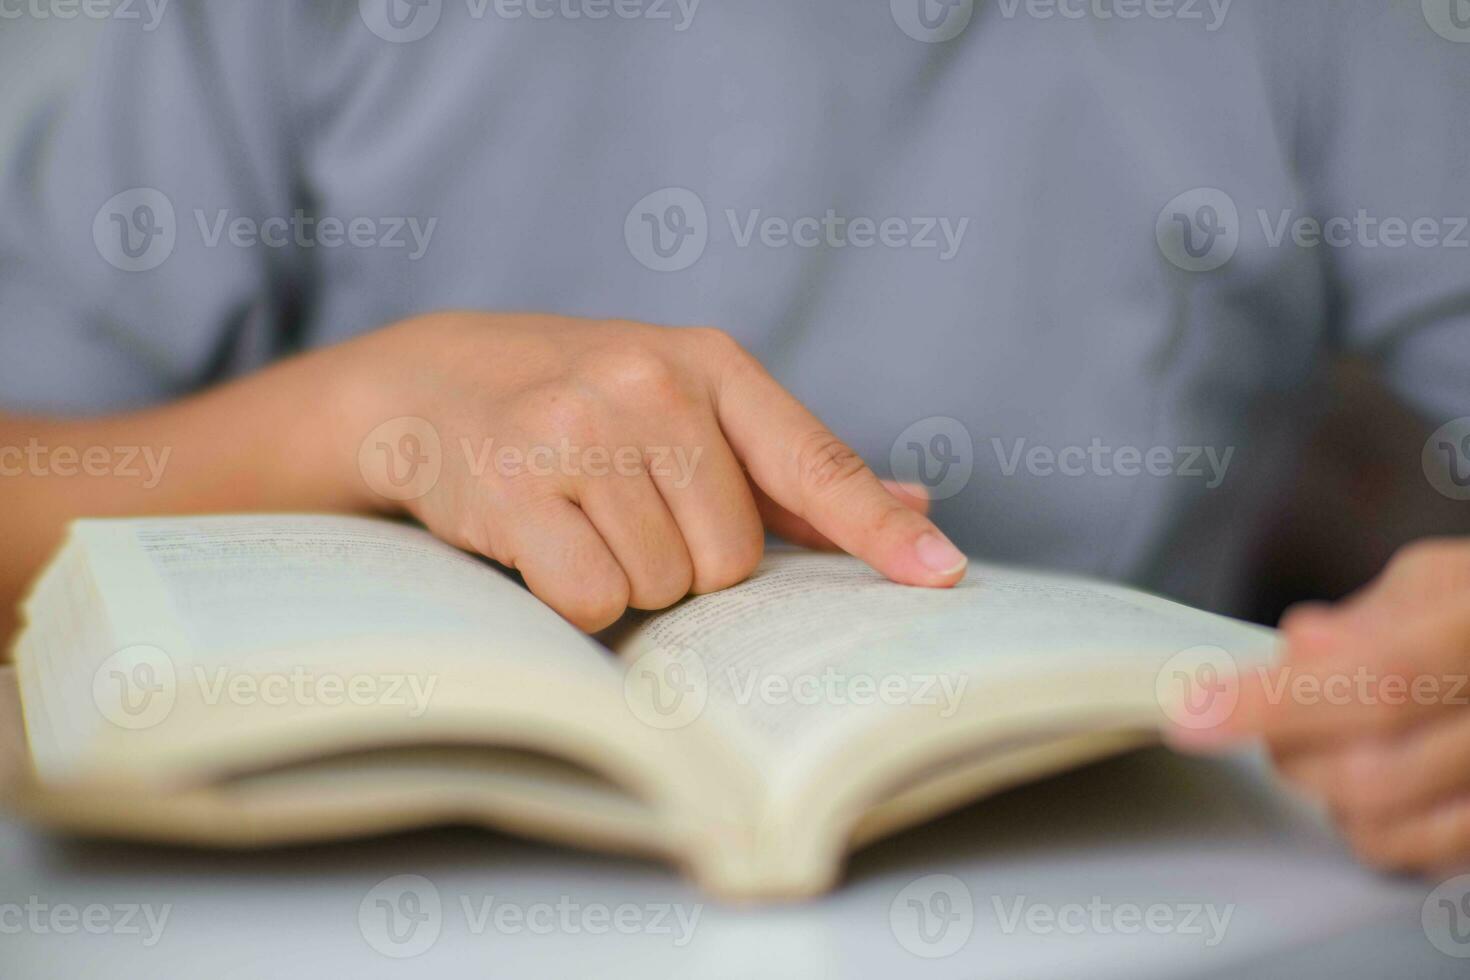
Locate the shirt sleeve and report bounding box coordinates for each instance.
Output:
[0,2,308,415]
[1299,2,1470,423]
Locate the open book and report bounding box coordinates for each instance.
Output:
[3,515,1274,899]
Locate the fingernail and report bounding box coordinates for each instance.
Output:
[916,532,967,576]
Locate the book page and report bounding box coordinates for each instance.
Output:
[612,550,1275,761]
[19,516,625,784]
[14,518,767,874]
[117,515,600,660]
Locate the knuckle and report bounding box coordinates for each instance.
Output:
[687,326,758,375]
[587,346,690,408]
[686,325,742,356]
[626,546,695,611]
[692,531,765,594]
[628,572,694,611]
[456,510,507,564]
[559,578,630,632]
[795,430,869,498]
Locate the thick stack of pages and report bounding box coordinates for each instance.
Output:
[3,516,1275,899]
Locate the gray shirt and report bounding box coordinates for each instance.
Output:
[2,0,1467,615]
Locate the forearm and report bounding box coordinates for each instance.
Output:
[1,345,376,643]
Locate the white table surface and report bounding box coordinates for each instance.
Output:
[2,746,1464,979]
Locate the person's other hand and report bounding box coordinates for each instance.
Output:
[338,312,967,630]
[1170,539,1470,873]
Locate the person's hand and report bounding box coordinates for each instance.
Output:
[1169,539,1470,873]
[337,312,967,630]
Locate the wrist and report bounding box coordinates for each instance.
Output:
[320,325,425,518]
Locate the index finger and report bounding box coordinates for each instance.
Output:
[711,346,967,588]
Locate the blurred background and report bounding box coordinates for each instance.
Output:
[0,18,94,150]
[0,15,1462,627]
